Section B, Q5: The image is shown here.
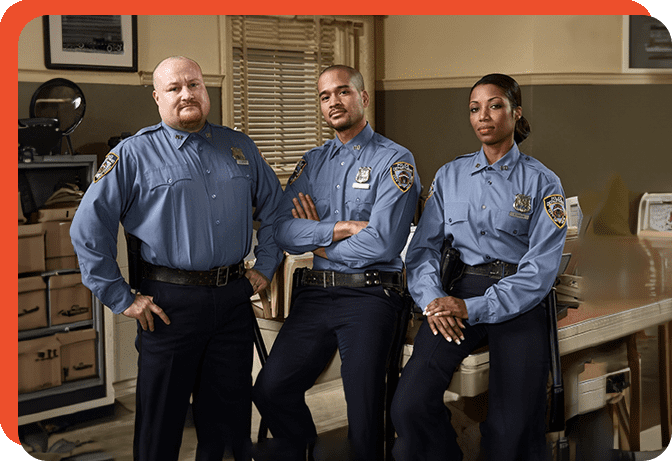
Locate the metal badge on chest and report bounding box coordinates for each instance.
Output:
[353,166,372,190]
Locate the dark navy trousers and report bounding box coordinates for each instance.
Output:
[133,277,255,461]
[253,285,403,461]
[391,274,550,461]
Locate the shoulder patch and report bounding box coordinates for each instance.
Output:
[426,178,436,200]
[287,159,307,186]
[94,153,119,183]
[543,194,567,228]
[258,149,271,167]
[390,161,415,193]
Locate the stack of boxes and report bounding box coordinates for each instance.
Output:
[18,200,98,395]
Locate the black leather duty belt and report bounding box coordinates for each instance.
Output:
[294,267,403,291]
[462,260,518,280]
[141,260,245,287]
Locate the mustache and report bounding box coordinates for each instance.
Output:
[178,101,200,109]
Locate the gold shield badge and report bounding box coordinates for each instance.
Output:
[232,147,249,165]
[513,194,532,213]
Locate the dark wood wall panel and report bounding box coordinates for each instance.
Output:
[375,84,671,199]
[19,82,222,166]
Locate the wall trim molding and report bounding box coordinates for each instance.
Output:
[138,71,224,87]
[376,72,672,91]
[18,69,225,87]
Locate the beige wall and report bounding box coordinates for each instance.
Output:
[19,15,224,85]
[376,15,671,89]
[378,16,623,80]
[19,15,374,128]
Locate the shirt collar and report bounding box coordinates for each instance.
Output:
[162,121,214,149]
[470,143,521,179]
[329,123,374,160]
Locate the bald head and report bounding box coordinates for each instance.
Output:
[153,56,203,89]
[152,56,210,132]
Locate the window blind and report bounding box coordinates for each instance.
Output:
[231,16,339,185]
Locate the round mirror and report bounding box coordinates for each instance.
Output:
[29,78,86,136]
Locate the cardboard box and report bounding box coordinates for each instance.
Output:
[50,274,93,325]
[18,276,47,331]
[44,221,78,271]
[18,223,45,274]
[56,329,97,382]
[18,335,62,394]
[37,205,78,223]
[44,221,75,257]
[46,255,79,271]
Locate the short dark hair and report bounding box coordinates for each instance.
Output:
[319,65,365,92]
[471,73,531,144]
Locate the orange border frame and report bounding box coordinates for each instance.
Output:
[3,0,667,458]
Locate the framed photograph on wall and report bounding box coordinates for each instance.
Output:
[623,15,672,72]
[43,15,138,72]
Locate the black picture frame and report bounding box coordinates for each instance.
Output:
[43,15,138,72]
[627,15,672,70]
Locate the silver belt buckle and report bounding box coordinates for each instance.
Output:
[489,261,503,279]
[216,265,230,287]
[364,270,381,286]
[322,271,335,288]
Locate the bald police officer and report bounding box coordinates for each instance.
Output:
[71,56,283,461]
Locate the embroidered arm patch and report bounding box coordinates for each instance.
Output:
[390,161,415,193]
[258,149,271,167]
[287,159,307,186]
[543,194,567,228]
[94,153,119,183]
[426,178,436,200]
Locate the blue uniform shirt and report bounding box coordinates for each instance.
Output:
[406,144,567,324]
[274,123,420,273]
[71,121,284,314]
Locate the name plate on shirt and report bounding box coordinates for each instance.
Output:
[352,183,370,190]
[509,211,530,220]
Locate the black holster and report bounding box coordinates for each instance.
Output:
[124,231,143,291]
[440,238,465,292]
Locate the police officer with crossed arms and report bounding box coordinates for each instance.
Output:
[253,65,421,461]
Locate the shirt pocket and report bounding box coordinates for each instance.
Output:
[345,188,375,220]
[445,201,469,227]
[495,208,530,237]
[145,164,192,190]
[310,184,332,219]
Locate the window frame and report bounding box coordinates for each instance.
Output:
[223,15,372,185]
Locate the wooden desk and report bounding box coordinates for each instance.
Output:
[557,235,672,450]
[404,235,672,450]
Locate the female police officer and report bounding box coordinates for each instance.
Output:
[391,73,567,461]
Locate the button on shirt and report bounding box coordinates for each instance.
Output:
[406,144,567,324]
[274,124,421,273]
[70,121,284,314]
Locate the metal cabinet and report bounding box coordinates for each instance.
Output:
[18,155,114,425]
